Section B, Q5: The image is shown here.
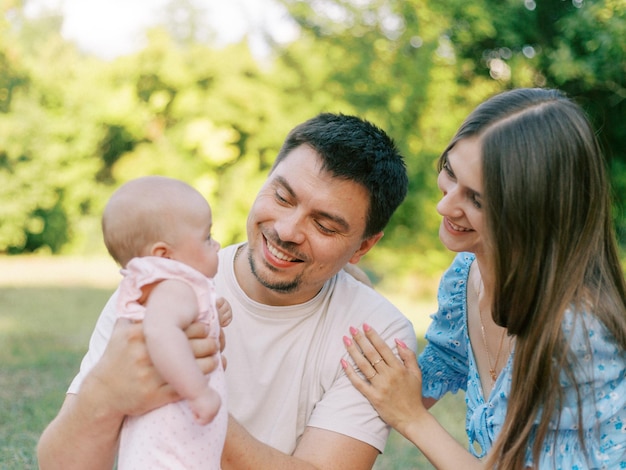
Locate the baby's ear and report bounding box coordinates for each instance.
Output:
[149,241,171,258]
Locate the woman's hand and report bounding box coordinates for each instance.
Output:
[341,323,426,435]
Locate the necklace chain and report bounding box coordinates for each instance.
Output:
[478,308,506,384]
[477,281,507,385]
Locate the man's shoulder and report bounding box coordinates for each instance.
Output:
[332,270,403,313]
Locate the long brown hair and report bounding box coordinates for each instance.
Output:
[441,88,626,467]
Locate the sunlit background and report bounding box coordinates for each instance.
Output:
[24,0,299,59]
[0,1,624,466]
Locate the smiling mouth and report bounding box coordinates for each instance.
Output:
[265,238,302,262]
[446,218,473,232]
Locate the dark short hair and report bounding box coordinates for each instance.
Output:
[272,113,408,238]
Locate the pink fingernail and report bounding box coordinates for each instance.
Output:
[343,336,352,347]
[363,323,372,332]
[395,338,407,349]
[349,326,358,336]
[340,358,348,369]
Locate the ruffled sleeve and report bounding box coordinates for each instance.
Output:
[418,252,474,399]
[116,256,216,326]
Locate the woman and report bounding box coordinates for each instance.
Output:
[342,88,626,468]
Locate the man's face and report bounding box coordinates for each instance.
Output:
[243,144,381,305]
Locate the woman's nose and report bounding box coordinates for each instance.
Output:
[436,185,463,218]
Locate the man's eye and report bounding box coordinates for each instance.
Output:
[316,221,336,234]
[275,191,288,203]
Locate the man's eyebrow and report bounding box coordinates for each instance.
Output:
[274,175,296,198]
[273,175,351,232]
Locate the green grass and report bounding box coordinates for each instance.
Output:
[374,391,467,469]
[0,286,114,469]
[0,257,467,469]
[373,291,468,469]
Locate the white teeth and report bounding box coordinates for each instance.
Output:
[266,240,297,261]
[449,220,471,232]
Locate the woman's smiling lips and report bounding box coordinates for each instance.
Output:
[443,217,473,234]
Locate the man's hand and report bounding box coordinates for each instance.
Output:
[84,316,222,417]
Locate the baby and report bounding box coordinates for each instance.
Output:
[102,175,227,469]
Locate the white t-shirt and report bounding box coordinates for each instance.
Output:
[69,243,418,454]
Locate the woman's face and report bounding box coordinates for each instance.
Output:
[436,136,487,256]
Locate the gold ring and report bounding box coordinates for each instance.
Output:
[371,358,383,367]
[365,371,377,380]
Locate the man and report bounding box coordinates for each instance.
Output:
[38,113,417,469]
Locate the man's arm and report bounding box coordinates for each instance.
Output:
[37,320,149,469]
[37,318,220,469]
[221,415,379,470]
[37,388,122,469]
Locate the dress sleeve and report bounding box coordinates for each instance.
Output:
[530,311,626,469]
[418,253,473,399]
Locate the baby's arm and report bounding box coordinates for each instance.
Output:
[143,279,221,424]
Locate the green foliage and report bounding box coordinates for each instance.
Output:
[438,0,626,241]
[1,0,625,266]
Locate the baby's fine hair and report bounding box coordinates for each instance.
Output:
[102,176,204,267]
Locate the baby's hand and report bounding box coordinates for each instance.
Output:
[216,297,231,369]
[188,388,222,425]
[216,297,232,328]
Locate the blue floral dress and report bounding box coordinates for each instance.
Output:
[417,252,626,468]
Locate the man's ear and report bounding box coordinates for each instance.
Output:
[348,232,384,264]
[149,241,172,258]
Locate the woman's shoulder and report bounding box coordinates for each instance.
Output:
[435,252,474,319]
[418,253,474,397]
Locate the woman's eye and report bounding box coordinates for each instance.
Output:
[439,157,454,178]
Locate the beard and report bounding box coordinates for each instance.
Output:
[248,245,303,294]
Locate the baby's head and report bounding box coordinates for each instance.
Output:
[102,176,220,278]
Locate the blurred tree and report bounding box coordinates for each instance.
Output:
[275,0,496,281]
[95,26,335,247]
[1,0,623,277]
[435,0,626,242]
[160,0,213,46]
[277,0,626,269]
[0,1,106,253]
